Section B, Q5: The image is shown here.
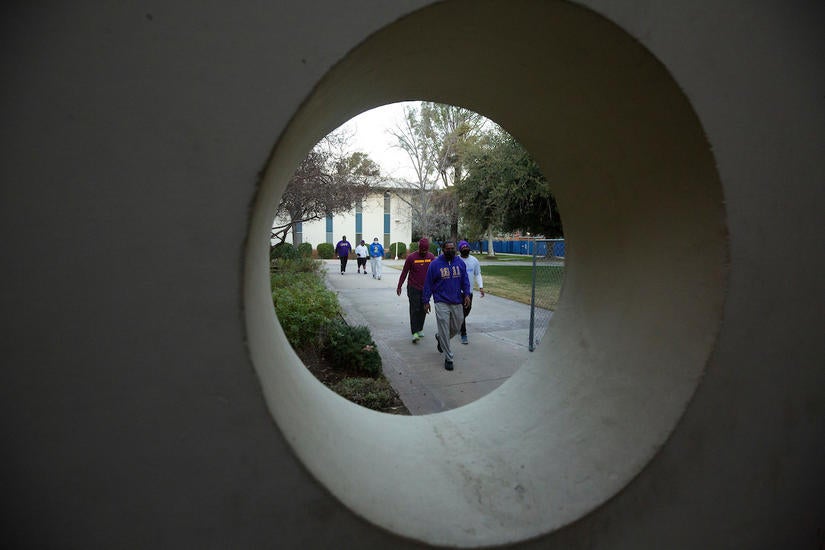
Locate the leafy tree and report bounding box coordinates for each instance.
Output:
[388,104,440,239]
[271,130,381,247]
[420,102,487,239]
[389,102,488,240]
[460,130,563,242]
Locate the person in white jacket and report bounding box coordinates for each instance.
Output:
[354,239,369,274]
[458,240,485,344]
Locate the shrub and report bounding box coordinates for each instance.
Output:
[277,256,320,273]
[332,377,398,410]
[317,242,334,259]
[408,241,418,254]
[271,242,299,261]
[389,242,407,259]
[297,242,313,257]
[322,319,382,377]
[271,272,340,348]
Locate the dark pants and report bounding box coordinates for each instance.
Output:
[339,255,348,272]
[460,293,474,336]
[357,257,367,270]
[407,286,427,334]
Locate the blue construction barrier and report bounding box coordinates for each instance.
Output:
[472,239,565,258]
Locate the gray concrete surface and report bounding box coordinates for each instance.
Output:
[321,259,546,414]
[3,2,824,548]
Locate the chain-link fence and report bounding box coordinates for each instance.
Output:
[529,238,565,351]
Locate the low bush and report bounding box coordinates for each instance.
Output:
[332,377,398,410]
[408,241,418,254]
[297,242,313,257]
[271,242,299,261]
[389,242,407,259]
[322,319,382,377]
[275,256,320,273]
[272,271,340,348]
[317,242,334,259]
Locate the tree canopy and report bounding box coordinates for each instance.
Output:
[272,131,380,246]
[389,102,488,240]
[459,128,563,239]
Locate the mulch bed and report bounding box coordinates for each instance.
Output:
[296,346,410,415]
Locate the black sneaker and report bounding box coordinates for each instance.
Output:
[435,334,443,353]
[444,359,454,371]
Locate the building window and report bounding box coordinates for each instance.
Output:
[295,221,303,245]
[326,213,333,244]
[355,201,362,244]
[383,192,391,248]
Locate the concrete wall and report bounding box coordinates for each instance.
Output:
[277,190,413,250]
[2,1,823,548]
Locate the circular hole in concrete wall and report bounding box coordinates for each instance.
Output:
[245,1,727,547]
[269,100,565,415]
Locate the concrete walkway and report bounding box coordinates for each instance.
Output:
[321,259,545,415]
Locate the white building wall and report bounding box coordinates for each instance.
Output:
[277,190,413,253]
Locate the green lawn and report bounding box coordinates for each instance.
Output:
[470,253,528,262]
[480,265,564,308]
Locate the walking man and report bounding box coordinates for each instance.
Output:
[422,240,471,371]
[396,237,435,343]
[354,239,369,274]
[458,240,484,344]
[368,236,384,279]
[335,235,352,275]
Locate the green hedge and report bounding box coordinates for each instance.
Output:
[322,319,382,377]
[271,242,299,260]
[389,242,407,259]
[317,242,334,259]
[408,241,418,254]
[271,271,340,348]
[297,242,313,257]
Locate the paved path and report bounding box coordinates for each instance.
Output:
[321,259,547,415]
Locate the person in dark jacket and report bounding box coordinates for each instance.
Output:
[422,240,471,371]
[396,237,435,343]
[335,235,352,275]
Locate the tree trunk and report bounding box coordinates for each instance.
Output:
[487,226,495,257]
[450,164,462,241]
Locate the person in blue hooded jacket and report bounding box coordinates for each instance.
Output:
[368,236,384,280]
[422,240,471,371]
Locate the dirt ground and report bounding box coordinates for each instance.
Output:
[297,346,410,415]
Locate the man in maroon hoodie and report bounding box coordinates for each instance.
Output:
[396,237,436,343]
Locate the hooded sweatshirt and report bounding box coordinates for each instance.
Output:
[458,240,483,292]
[397,238,435,292]
[422,253,471,305]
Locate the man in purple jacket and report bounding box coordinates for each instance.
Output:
[334,235,352,275]
[396,237,435,343]
[422,240,471,371]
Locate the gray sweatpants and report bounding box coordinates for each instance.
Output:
[370,256,382,278]
[435,301,464,361]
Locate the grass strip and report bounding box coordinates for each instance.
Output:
[479,265,564,308]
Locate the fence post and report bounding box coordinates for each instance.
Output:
[529,237,537,352]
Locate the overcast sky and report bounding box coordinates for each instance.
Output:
[331,101,501,183]
[333,101,418,182]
